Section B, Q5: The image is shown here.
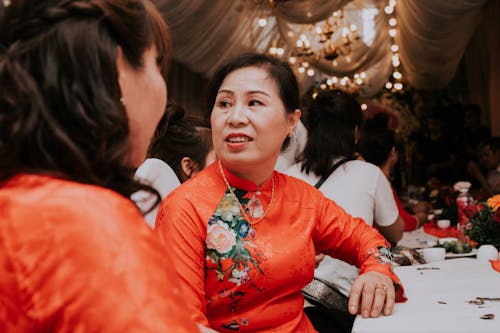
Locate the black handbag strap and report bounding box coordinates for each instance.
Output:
[314,157,353,189]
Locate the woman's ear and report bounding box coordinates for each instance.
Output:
[116,46,125,87]
[115,46,130,105]
[181,157,198,181]
[388,146,399,168]
[287,109,302,137]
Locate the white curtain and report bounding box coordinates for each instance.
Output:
[156,0,489,97]
[395,0,488,90]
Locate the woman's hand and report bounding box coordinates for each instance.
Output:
[348,271,395,318]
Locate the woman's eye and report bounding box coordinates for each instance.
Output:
[249,99,262,106]
[218,100,231,108]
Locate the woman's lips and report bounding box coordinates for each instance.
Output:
[225,133,253,149]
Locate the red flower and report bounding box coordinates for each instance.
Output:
[463,205,479,219]
[494,209,500,223]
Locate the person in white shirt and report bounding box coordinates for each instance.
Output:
[285,89,404,333]
[134,103,215,227]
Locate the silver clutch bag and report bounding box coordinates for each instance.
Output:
[302,278,349,311]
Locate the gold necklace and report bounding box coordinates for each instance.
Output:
[218,160,274,226]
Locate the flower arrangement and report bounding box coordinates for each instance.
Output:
[463,195,500,251]
[424,180,458,225]
[453,181,472,192]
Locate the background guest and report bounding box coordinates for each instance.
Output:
[412,110,460,185]
[359,118,429,231]
[462,104,491,154]
[134,103,215,227]
[147,103,215,183]
[285,90,404,333]
[466,137,500,196]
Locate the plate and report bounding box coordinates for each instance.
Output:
[438,237,458,245]
[445,248,477,259]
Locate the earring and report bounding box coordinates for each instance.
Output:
[120,96,126,106]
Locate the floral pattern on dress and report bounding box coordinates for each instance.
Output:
[367,245,394,265]
[206,189,266,330]
[205,189,264,283]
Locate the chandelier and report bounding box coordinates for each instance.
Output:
[293,10,361,63]
[262,0,402,97]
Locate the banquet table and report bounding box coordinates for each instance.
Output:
[352,258,500,333]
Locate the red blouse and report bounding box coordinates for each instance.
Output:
[391,186,419,231]
[0,174,198,333]
[155,162,405,333]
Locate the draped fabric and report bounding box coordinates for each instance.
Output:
[273,0,351,24]
[395,0,488,90]
[157,0,489,97]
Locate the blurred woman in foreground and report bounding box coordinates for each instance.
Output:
[0,0,198,331]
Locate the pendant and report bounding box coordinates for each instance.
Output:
[247,194,264,218]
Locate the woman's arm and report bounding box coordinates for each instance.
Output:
[313,195,406,317]
[155,193,210,326]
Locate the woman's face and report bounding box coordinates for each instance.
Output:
[211,66,300,176]
[118,46,167,168]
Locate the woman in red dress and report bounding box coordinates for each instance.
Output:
[155,52,407,333]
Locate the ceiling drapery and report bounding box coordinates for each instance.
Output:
[156,0,488,96]
[273,0,351,23]
[395,0,488,90]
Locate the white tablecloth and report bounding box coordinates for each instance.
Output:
[352,258,500,333]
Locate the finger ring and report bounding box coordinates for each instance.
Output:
[375,283,388,293]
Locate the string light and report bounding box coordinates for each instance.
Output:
[385,0,404,92]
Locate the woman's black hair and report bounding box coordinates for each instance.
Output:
[358,120,397,167]
[205,52,300,149]
[299,89,363,177]
[0,0,170,213]
[147,103,213,182]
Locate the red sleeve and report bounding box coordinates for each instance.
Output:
[155,188,212,326]
[313,193,407,302]
[392,187,418,231]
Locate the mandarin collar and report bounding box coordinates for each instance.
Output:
[219,161,274,192]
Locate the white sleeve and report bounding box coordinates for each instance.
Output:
[134,158,180,198]
[132,158,181,228]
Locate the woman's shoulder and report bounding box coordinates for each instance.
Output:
[2,174,131,204]
[282,162,319,186]
[162,162,226,205]
[0,174,143,231]
[276,169,325,203]
[344,159,381,173]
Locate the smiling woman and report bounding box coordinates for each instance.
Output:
[155,52,407,333]
[210,65,299,184]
